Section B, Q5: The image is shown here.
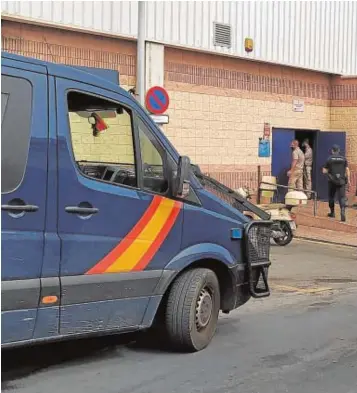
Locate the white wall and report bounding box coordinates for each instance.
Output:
[2,1,357,74]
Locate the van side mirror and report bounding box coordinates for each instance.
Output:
[173,156,191,198]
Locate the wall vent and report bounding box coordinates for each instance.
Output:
[213,22,232,48]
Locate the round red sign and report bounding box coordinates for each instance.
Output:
[145,86,170,115]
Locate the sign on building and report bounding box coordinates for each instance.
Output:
[292,99,304,112]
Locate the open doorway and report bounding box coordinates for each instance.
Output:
[295,129,316,152]
[271,128,318,201]
[272,128,347,201]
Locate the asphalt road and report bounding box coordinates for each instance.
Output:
[2,240,357,393]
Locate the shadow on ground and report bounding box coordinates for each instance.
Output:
[1,317,238,390]
[1,333,138,387]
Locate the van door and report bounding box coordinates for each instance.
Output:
[1,66,48,343]
[55,79,182,335]
[272,128,295,201]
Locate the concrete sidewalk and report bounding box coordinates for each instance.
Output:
[293,201,356,247]
[295,201,356,229]
[296,225,357,247]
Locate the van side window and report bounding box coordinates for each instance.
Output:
[67,92,137,188]
[137,118,168,194]
[1,76,32,193]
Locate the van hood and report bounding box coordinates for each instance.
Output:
[191,169,270,221]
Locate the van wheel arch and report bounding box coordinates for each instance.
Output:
[159,259,235,315]
[139,260,236,350]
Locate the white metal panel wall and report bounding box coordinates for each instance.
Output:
[2,1,357,74]
[1,1,138,37]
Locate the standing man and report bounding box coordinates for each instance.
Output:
[287,140,305,191]
[302,139,313,198]
[322,144,351,222]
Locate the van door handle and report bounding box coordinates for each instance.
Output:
[65,206,99,215]
[2,200,39,213]
[2,204,39,212]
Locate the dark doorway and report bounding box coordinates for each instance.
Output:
[272,128,318,202]
[295,130,316,152]
[272,128,347,201]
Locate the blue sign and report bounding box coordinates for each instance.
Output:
[258,139,271,157]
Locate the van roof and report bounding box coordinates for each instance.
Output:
[2,51,131,99]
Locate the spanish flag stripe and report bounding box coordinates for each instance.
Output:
[86,195,162,275]
[131,201,182,271]
[104,198,177,273]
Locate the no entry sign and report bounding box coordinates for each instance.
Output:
[145,86,170,114]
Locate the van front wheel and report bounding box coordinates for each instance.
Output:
[165,268,220,352]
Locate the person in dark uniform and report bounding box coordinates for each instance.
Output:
[322,144,351,222]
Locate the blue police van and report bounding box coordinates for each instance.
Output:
[1,52,272,352]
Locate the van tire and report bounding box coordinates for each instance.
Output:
[165,268,220,352]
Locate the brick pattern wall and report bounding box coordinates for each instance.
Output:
[1,20,137,88]
[166,62,331,101]
[2,21,356,193]
[164,48,357,191]
[2,35,136,77]
[330,106,357,170]
[164,83,330,170]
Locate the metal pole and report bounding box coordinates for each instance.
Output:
[137,1,146,106]
[313,194,317,217]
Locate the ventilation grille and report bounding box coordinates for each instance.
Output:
[213,22,232,48]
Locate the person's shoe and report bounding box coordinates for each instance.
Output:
[327,212,335,218]
[341,208,346,222]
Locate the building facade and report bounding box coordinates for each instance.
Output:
[2,1,356,192]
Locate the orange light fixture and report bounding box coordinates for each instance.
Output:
[245,38,254,53]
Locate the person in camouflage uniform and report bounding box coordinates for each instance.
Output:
[288,140,305,191]
[302,139,313,198]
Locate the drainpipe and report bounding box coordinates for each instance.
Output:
[136,1,146,106]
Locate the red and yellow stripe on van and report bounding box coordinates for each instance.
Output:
[86,196,182,274]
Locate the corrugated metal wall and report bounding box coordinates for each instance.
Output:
[2,1,357,74]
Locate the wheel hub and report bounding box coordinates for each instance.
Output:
[196,288,213,330]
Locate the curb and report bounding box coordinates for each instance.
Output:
[295,213,356,234]
[295,236,357,248]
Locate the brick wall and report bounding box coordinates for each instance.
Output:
[163,48,331,178]
[1,20,137,88]
[330,77,357,172]
[2,20,356,192]
[164,48,356,190]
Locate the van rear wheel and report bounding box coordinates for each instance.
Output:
[165,268,220,352]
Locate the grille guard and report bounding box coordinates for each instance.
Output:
[244,220,272,298]
[192,168,272,298]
